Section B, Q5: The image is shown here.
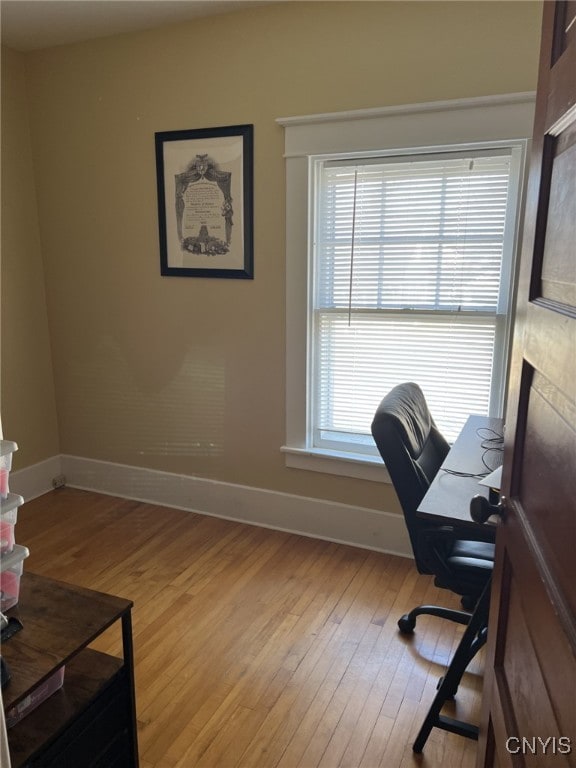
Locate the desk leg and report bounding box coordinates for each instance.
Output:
[122,610,140,767]
[412,578,491,753]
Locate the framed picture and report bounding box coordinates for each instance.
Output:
[155,124,254,279]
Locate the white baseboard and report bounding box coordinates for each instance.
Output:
[8,453,411,558]
[9,455,63,501]
[61,454,412,557]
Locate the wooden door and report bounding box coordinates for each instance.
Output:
[477,2,576,767]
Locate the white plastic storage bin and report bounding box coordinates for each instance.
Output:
[5,666,66,728]
[0,543,29,611]
[0,440,18,500]
[0,493,24,554]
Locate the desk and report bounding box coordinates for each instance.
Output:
[417,414,504,529]
[411,414,503,752]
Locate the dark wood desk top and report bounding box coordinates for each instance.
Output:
[417,414,504,529]
[2,572,132,711]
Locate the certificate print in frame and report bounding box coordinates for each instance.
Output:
[156,124,253,279]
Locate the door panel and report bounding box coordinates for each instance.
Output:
[487,520,576,767]
[540,136,575,305]
[521,373,576,621]
[478,3,576,766]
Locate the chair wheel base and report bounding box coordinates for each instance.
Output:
[398,613,416,634]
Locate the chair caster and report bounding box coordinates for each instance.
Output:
[398,613,416,634]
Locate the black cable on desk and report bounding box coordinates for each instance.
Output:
[441,427,504,479]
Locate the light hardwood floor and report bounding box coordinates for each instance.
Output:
[15,488,482,768]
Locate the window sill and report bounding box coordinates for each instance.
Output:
[281,446,391,483]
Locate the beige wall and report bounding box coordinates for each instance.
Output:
[1,46,60,467]
[4,2,542,510]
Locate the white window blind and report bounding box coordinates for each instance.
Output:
[312,150,519,449]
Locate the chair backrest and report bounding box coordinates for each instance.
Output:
[371,382,450,558]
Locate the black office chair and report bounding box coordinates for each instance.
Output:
[371,382,495,635]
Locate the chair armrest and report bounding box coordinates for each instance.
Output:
[450,523,496,544]
[415,526,458,579]
[415,525,494,582]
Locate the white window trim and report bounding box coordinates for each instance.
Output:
[278,93,535,482]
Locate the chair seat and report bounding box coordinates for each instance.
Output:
[449,541,494,574]
[438,540,494,597]
[451,540,495,561]
[448,555,494,571]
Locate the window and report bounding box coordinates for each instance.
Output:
[312,148,522,453]
[279,95,533,479]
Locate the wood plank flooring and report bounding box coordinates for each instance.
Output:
[13,488,482,768]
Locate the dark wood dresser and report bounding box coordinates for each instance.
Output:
[2,572,139,767]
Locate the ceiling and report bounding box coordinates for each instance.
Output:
[0,0,275,52]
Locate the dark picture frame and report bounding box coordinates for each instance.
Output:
[155,124,254,279]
